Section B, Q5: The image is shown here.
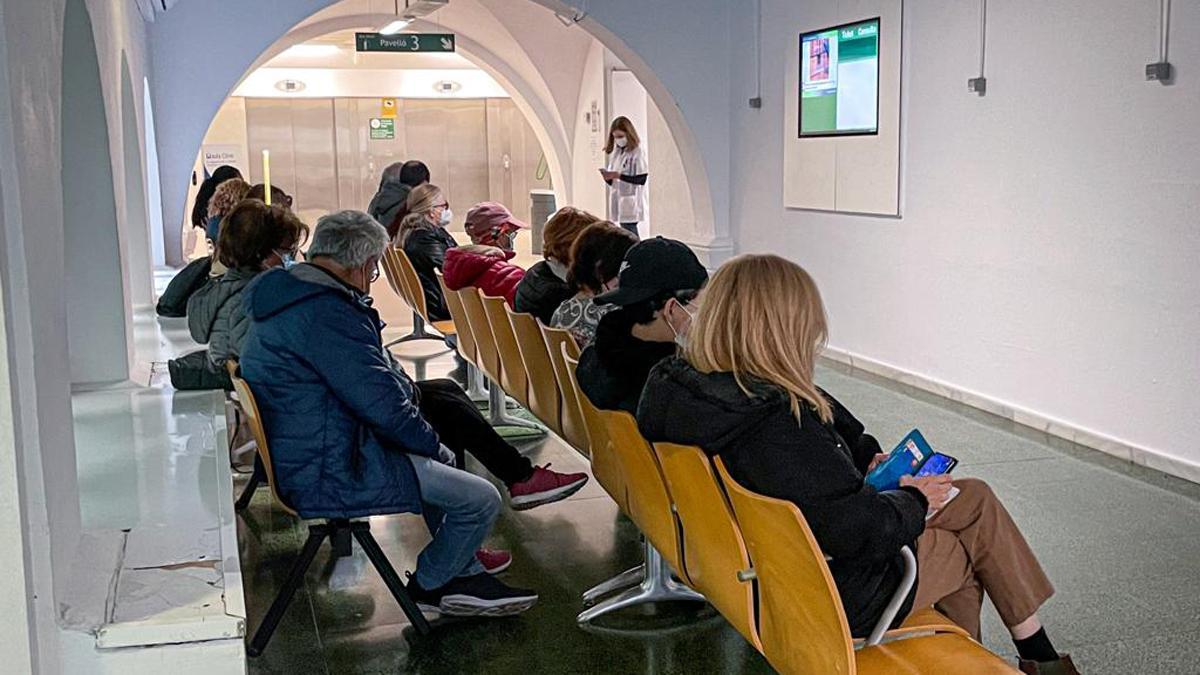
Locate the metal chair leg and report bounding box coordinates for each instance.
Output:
[485,379,544,431]
[352,523,432,635]
[247,525,328,656]
[235,458,265,512]
[576,541,704,624]
[582,563,645,604]
[384,312,445,347]
[465,362,487,401]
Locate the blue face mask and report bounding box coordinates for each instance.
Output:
[275,250,297,270]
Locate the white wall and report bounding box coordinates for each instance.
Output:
[731,0,1200,480]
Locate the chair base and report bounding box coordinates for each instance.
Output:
[486,379,544,431]
[234,458,266,512]
[384,313,447,348]
[576,540,704,624]
[246,519,430,657]
[465,362,488,401]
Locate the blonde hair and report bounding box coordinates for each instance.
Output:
[207,178,251,220]
[686,254,833,424]
[604,116,641,154]
[398,183,445,245]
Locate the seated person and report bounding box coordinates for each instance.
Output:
[463,201,526,252]
[550,222,637,347]
[514,207,599,323]
[397,184,457,321]
[635,254,1076,675]
[443,245,525,307]
[368,160,430,240]
[188,199,308,374]
[246,183,293,211]
[204,178,250,245]
[239,211,537,616]
[443,202,526,304]
[576,237,707,414]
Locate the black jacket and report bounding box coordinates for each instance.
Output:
[636,357,929,638]
[577,308,677,414]
[402,227,458,322]
[514,260,572,324]
[368,182,411,240]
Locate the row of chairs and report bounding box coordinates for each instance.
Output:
[411,250,1019,674]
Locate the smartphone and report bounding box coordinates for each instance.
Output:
[914,452,958,477]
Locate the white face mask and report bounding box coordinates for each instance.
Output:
[547,258,569,281]
[614,136,628,149]
[668,301,697,349]
[439,208,453,227]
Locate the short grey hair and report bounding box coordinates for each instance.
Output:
[308,210,389,268]
[380,161,405,186]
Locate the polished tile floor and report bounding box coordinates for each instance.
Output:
[238,346,1200,674]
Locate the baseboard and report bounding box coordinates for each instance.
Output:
[820,346,1200,487]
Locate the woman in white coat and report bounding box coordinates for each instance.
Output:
[600,116,648,238]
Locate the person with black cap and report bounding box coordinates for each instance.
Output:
[576,237,708,414]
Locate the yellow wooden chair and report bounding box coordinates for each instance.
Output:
[562,347,622,509]
[541,325,589,452]
[379,246,447,347]
[480,294,530,409]
[435,270,486,399]
[230,373,431,656]
[457,287,540,430]
[714,457,1017,675]
[575,407,704,623]
[652,443,761,651]
[507,307,562,436]
[384,247,456,342]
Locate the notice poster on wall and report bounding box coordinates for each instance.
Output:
[799,18,879,137]
[201,144,245,175]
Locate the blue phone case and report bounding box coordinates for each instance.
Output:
[864,429,936,491]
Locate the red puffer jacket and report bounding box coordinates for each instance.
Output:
[443,248,526,307]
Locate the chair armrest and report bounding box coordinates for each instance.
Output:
[866,545,918,646]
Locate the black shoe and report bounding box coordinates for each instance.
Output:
[405,572,538,618]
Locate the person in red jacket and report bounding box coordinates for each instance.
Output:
[444,245,525,307]
[444,202,529,305]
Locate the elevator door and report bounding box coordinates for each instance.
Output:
[245,98,339,226]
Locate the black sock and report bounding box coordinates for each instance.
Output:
[1013,627,1058,662]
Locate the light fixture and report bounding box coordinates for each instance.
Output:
[274,79,306,93]
[379,18,413,35]
[433,80,462,95]
[283,44,340,58]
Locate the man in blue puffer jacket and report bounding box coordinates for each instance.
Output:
[240,210,538,617]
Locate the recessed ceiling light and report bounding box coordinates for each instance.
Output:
[275,79,306,93]
[434,80,462,94]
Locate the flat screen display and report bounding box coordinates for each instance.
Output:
[799,18,880,137]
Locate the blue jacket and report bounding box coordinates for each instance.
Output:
[240,264,440,519]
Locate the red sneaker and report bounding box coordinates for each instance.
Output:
[508,464,589,510]
[476,548,512,574]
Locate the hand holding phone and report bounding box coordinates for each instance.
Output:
[900,474,955,509]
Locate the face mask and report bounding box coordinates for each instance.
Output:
[614,136,628,149]
[439,208,453,227]
[275,250,297,270]
[668,301,697,349]
[547,258,569,281]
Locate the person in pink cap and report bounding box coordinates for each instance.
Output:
[462,201,527,251]
[444,202,530,307]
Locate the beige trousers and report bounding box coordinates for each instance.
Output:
[909,478,1055,640]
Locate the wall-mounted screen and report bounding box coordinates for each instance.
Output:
[799,18,880,137]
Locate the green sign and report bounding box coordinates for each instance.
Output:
[369,118,395,140]
[355,32,456,53]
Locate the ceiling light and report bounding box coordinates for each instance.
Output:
[283,44,340,58]
[379,18,414,35]
[274,79,306,93]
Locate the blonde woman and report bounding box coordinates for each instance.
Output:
[636,255,1076,675]
[600,116,647,237]
[396,184,458,321]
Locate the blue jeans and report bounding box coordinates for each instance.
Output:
[409,454,501,590]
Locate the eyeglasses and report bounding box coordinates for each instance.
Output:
[370,265,381,283]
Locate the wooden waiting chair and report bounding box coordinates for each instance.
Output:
[480,294,531,410]
[456,287,539,430]
[382,247,455,346]
[652,443,761,651]
[506,307,562,436]
[562,347,622,511]
[436,270,486,399]
[541,325,589,452]
[230,373,432,656]
[715,457,1016,675]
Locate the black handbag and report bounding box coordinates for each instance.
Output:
[156,256,213,318]
[168,349,232,391]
